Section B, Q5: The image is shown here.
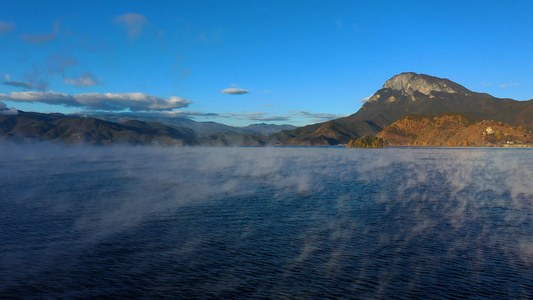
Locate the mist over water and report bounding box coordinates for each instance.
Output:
[1,144,533,299]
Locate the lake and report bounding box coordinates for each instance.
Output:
[1,144,533,299]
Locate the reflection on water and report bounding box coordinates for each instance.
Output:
[1,144,533,298]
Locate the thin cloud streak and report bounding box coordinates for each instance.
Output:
[0,20,15,34]
[291,110,345,121]
[114,13,149,39]
[23,65,49,91]
[87,110,219,119]
[64,73,102,87]
[220,112,290,122]
[499,83,520,88]
[207,110,344,124]
[3,81,35,90]
[46,56,78,76]
[23,19,60,44]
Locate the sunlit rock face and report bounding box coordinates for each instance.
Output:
[382,72,467,96]
[366,72,468,103]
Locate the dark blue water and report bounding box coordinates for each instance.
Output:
[1,144,533,299]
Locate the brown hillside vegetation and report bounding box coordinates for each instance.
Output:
[377,113,533,146]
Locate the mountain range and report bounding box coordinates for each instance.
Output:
[81,114,297,136]
[2,72,532,146]
[0,111,197,145]
[0,111,296,145]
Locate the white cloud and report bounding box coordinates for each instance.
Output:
[499,83,519,88]
[0,107,18,115]
[64,73,101,87]
[0,91,75,105]
[4,74,10,81]
[114,13,148,39]
[221,88,249,95]
[0,20,15,34]
[263,104,274,107]
[291,111,345,121]
[0,91,192,111]
[0,101,18,115]
[360,96,371,102]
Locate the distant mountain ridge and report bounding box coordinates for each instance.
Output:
[272,72,533,145]
[84,114,297,136]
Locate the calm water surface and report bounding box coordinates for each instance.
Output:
[1,144,533,299]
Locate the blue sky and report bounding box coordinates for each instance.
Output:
[1,0,532,126]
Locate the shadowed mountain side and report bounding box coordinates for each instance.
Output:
[274,72,533,145]
[0,111,197,145]
[270,121,361,145]
[0,111,273,146]
[377,113,533,146]
[197,132,269,146]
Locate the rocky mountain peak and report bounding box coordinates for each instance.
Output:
[382,72,468,96]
